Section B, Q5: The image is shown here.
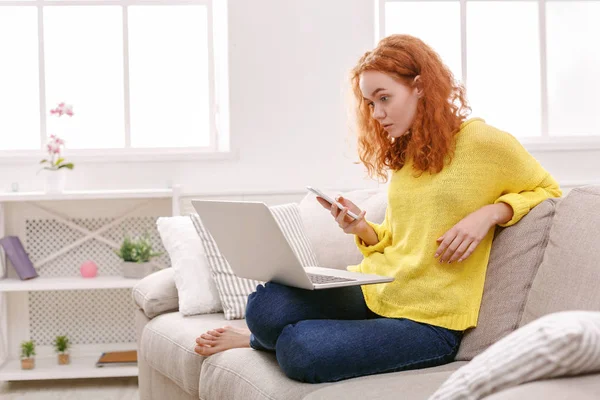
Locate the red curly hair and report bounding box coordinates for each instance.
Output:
[350,34,471,182]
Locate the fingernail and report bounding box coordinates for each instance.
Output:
[434,253,439,257]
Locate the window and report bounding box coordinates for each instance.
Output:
[381,0,600,146]
[0,0,229,158]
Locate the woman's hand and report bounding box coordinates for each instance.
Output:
[434,205,498,263]
[316,195,368,235]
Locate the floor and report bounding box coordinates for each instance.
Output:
[0,377,139,399]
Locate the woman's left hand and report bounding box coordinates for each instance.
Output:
[434,206,497,264]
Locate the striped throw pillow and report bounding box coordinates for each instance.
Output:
[190,203,319,320]
[430,311,600,400]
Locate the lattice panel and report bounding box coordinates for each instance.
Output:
[29,290,135,345]
[25,216,171,345]
[26,216,170,277]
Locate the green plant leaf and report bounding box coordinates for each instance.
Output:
[58,163,75,170]
[20,340,36,358]
[115,232,161,263]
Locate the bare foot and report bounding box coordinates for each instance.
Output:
[194,326,251,356]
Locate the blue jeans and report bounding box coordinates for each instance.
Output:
[245,282,463,384]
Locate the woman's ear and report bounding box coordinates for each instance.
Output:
[413,75,423,98]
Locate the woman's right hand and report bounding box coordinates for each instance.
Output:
[316,195,368,235]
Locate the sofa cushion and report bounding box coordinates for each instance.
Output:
[139,311,248,397]
[132,268,179,319]
[521,185,600,326]
[303,363,468,400]
[200,347,467,400]
[455,198,559,360]
[156,215,222,316]
[298,187,387,270]
[483,373,600,400]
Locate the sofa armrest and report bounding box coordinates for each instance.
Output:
[132,267,179,319]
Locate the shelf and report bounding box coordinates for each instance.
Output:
[0,354,138,381]
[0,188,174,202]
[0,276,140,292]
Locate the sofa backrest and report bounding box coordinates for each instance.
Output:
[520,185,600,326]
[456,197,559,360]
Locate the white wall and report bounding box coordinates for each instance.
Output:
[0,0,598,195]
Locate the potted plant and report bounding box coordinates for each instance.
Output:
[20,340,36,370]
[54,335,71,365]
[38,102,75,193]
[114,232,163,279]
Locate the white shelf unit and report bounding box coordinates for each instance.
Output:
[0,186,181,381]
[0,276,140,292]
[0,356,137,381]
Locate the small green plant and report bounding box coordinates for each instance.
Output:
[21,340,36,359]
[53,335,70,353]
[114,232,163,263]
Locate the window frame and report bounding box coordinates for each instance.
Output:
[379,0,600,152]
[0,0,234,163]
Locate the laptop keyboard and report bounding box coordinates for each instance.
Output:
[306,273,356,284]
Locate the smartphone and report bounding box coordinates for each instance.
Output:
[306,186,359,220]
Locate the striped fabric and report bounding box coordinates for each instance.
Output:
[430,311,600,400]
[190,203,319,320]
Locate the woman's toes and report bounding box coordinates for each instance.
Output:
[194,345,208,355]
[208,330,221,337]
[201,333,216,341]
[196,337,213,346]
[216,327,227,333]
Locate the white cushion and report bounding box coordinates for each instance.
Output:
[156,216,222,316]
[191,203,319,320]
[430,311,600,400]
[298,187,387,270]
[140,311,248,398]
[132,268,179,318]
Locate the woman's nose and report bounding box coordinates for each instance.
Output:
[372,106,385,120]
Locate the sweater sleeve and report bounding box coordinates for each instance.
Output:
[354,206,393,257]
[492,132,562,227]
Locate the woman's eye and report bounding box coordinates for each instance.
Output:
[367,102,374,108]
[380,96,388,102]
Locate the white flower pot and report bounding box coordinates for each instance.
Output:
[122,261,155,279]
[44,169,67,193]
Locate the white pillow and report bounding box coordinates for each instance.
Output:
[190,203,319,320]
[156,216,222,316]
[429,311,600,400]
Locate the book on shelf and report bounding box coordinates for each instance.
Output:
[0,236,38,281]
[0,246,6,279]
[96,350,138,367]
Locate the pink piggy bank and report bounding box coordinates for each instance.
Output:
[80,260,98,278]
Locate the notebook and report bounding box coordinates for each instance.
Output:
[0,236,38,280]
[95,350,137,367]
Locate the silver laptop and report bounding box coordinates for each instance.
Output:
[191,200,394,290]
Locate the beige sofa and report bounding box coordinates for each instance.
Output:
[133,185,600,400]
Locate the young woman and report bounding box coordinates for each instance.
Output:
[194,34,562,383]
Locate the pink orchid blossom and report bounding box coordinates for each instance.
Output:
[50,102,74,117]
[39,102,75,173]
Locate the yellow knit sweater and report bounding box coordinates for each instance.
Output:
[347,118,562,331]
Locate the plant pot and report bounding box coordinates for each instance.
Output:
[58,353,70,365]
[44,168,67,193]
[21,358,35,370]
[122,261,154,279]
